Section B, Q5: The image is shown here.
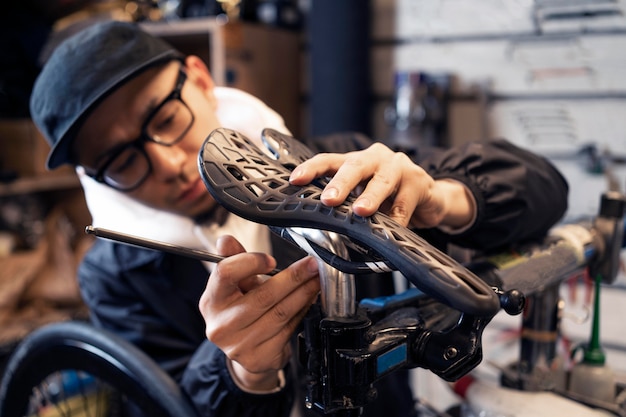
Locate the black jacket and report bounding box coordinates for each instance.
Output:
[78,135,568,417]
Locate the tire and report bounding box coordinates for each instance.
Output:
[0,321,198,417]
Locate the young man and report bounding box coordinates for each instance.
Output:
[30,20,568,417]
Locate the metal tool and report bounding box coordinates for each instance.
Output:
[85,225,282,275]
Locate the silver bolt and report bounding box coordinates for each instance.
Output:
[444,346,458,360]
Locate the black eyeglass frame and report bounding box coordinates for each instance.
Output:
[91,68,195,191]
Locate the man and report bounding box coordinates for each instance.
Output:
[30,20,568,417]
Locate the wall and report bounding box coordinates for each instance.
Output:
[370,0,626,413]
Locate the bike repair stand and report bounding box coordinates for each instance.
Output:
[501,191,626,413]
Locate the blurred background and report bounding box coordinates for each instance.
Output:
[1,0,625,414]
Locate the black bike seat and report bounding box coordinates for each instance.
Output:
[198,128,500,316]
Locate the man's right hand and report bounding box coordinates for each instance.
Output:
[198,234,320,392]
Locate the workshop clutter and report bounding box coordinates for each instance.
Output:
[0,118,93,373]
[0,202,91,346]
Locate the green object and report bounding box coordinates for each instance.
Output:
[568,273,616,402]
[582,274,606,365]
[569,273,606,365]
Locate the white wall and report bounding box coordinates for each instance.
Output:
[371,1,626,414]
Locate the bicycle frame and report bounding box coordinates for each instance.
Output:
[297,191,625,416]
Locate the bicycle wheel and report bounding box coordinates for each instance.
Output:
[0,321,198,417]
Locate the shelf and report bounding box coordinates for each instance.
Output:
[0,174,81,197]
[140,17,225,86]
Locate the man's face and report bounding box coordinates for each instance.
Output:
[74,59,221,219]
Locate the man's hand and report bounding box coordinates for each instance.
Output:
[289,142,475,230]
[198,235,320,391]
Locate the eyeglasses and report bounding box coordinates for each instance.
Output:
[91,68,195,191]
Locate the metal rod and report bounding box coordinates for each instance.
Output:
[85,225,281,275]
[285,227,356,319]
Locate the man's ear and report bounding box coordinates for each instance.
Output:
[184,55,217,108]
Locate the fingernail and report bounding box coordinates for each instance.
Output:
[354,197,371,211]
[290,167,303,182]
[266,254,277,269]
[307,257,319,274]
[322,187,338,199]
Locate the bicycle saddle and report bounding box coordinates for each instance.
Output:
[198,128,500,316]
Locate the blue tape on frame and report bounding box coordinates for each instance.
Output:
[377,343,407,375]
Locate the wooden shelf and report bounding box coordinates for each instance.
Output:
[0,174,81,197]
[140,17,225,86]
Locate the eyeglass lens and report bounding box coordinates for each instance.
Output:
[101,88,193,190]
[145,98,194,144]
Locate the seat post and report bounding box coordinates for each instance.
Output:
[289,228,356,318]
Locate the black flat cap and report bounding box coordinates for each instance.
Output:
[30,20,183,169]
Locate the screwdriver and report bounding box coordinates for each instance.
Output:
[85,225,281,275]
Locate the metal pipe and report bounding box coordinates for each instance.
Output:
[287,227,356,319]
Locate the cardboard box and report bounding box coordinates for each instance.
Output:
[222,22,302,136]
[0,118,73,179]
[143,19,302,137]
